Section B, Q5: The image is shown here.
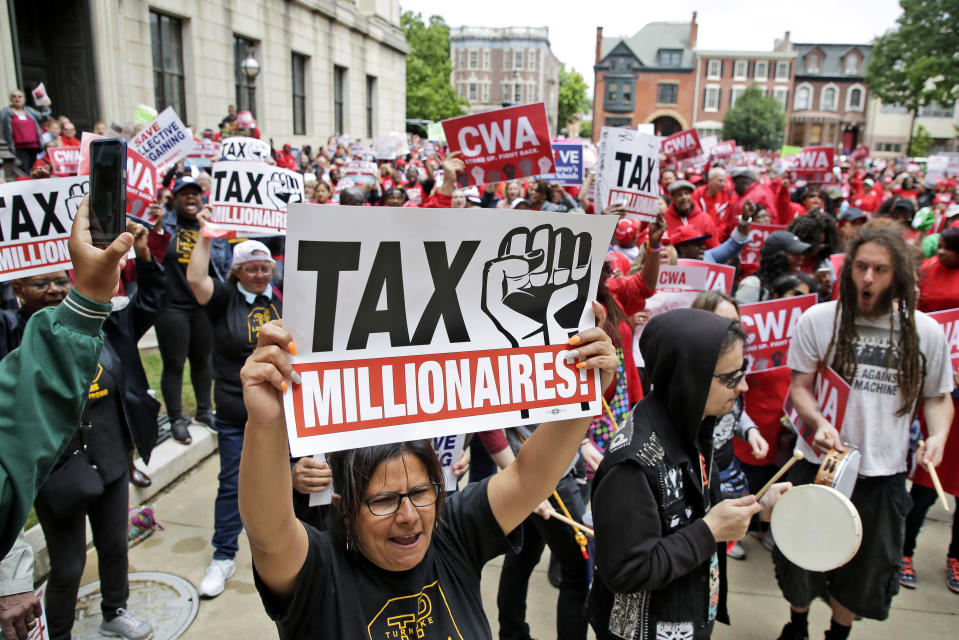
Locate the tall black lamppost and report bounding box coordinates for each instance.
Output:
[240,51,260,117]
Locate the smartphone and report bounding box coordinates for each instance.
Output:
[89,139,128,246]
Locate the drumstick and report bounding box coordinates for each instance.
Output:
[918,440,951,512]
[602,397,618,427]
[545,509,594,538]
[755,450,804,502]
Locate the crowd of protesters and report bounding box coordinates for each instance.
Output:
[1,87,958,640]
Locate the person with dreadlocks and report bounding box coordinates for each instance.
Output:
[787,211,840,302]
[774,226,955,640]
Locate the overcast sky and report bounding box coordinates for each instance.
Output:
[399,0,904,93]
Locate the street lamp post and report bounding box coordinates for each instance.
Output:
[240,52,260,117]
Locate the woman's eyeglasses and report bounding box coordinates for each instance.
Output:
[363,482,441,516]
[713,359,748,389]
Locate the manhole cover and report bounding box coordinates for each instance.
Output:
[68,571,198,639]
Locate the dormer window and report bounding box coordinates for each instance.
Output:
[807,52,820,73]
[658,49,682,67]
[844,51,859,74]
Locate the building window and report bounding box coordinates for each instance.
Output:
[502,83,510,103]
[794,85,811,110]
[528,51,536,70]
[919,102,956,118]
[704,85,720,112]
[880,102,910,114]
[844,51,859,74]
[809,123,823,144]
[233,35,257,116]
[605,116,631,128]
[772,87,789,111]
[292,53,307,135]
[605,78,634,111]
[514,50,524,69]
[733,60,747,80]
[467,50,477,69]
[365,75,376,138]
[821,85,838,111]
[481,83,489,103]
[774,61,790,81]
[514,84,523,103]
[754,61,768,80]
[151,11,187,120]
[656,83,678,105]
[807,52,820,73]
[483,50,490,70]
[658,49,682,67]
[847,86,864,111]
[468,83,477,101]
[707,59,721,79]
[458,50,466,68]
[732,86,750,108]
[333,65,346,134]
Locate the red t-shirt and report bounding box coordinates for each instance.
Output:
[58,135,80,147]
[918,257,959,313]
[734,367,792,467]
[11,112,40,147]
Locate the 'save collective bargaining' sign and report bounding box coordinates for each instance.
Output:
[205,161,304,237]
[442,103,555,187]
[595,127,660,221]
[281,206,617,455]
[131,107,193,171]
[0,176,88,279]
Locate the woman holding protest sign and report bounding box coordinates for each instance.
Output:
[186,213,282,598]
[237,306,617,639]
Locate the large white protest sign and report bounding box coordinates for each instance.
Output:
[218,136,272,162]
[0,176,87,279]
[595,127,660,222]
[131,107,193,171]
[206,161,304,237]
[282,206,616,455]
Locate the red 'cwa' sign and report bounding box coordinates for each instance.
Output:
[792,146,835,182]
[662,128,703,161]
[441,103,554,187]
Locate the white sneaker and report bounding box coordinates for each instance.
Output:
[99,608,153,639]
[199,558,236,598]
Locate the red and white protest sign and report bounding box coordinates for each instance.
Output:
[207,161,304,237]
[661,128,703,161]
[280,206,616,454]
[131,106,193,171]
[929,308,959,370]
[676,259,735,294]
[595,126,660,221]
[849,146,869,162]
[188,139,222,160]
[784,366,851,461]
[442,103,554,186]
[792,146,835,183]
[740,223,788,266]
[740,293,817,372]
[0,176,88,279]
[31,82,51,107]
[710,140,736,158]
[47,147,80,176]
[219,136,271,162]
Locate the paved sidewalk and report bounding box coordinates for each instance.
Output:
[76,455,958,639]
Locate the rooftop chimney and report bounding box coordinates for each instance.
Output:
[689,12,698,50]
[596,26,603,63]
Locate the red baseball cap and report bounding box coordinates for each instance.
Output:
[670,224,712,246]
[614,218,639,243]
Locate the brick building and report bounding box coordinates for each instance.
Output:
[592,13,700,140]
[783,39,871,151]
[449,26,561,133]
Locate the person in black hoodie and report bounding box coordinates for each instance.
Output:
[589,308,790,640]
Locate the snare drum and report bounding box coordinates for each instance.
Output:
[814,445,861,498]
[770,484,863,572]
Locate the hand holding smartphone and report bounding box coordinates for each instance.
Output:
[89,139,127,246]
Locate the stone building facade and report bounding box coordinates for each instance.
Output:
[449,26,561,133]
[1,0,408,145]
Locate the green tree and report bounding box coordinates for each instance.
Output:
[402,12,467,121]
[557,63,591,134]
[579,120,593,139]
[866,0,959,154]
[910,124,933,156]
[721,86,787,150]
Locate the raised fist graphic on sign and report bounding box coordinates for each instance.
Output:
[482,225,592,348]
[266,172,303,210]
[65,181,90,221]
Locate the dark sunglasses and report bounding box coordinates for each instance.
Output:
[713,359,748,389]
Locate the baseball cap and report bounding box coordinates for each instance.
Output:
[670,224,712,246]
[666,180,696,195]
[232,240,275,266]
[838,207,868,223]
[762,231,811,256]
[892,198,916,214]
[510,198,532,209]
[614,218,639,243]
[172,176,203,195]
[730,167,756,180]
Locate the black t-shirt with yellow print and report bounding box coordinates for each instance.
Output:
[163,216,203,308]
[82,353,130,485]
[253,478,520,640]
[206,279,282,424]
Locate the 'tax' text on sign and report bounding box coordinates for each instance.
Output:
[595,126,660,221]
[441,103,555,187]
[0,176,87,279]
[280,205,617,454]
